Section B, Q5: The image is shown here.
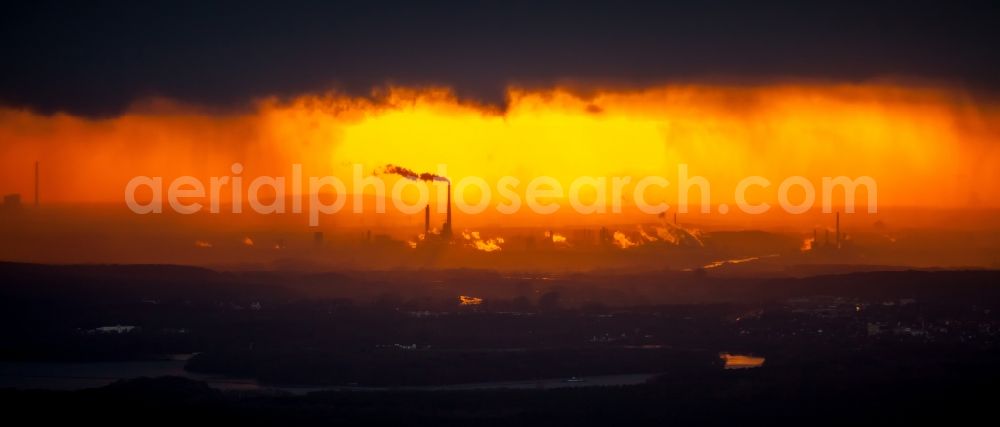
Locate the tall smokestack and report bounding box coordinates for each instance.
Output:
[34,161,39,208]
[444,183,452,237]
[836,212,841,249]
[424,204,430,235]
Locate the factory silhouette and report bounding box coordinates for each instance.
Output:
[1,161,39,214]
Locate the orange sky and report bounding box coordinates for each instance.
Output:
[1,84,998,219]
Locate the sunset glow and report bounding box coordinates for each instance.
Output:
[5,3,1000,419]
[1,85,997,218]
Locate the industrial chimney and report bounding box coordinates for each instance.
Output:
[424,204,430,236]
[836,212,841,249]
[443,183,452,237]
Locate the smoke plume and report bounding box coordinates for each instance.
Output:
[378,164,450,183]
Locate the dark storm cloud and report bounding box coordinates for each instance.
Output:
[1,0,999,116]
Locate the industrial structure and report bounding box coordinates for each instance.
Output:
[421,183,454,240]
[809,212,845,253]
[443,183,452,237]
[2,161,38,214]
[1,193,21,214]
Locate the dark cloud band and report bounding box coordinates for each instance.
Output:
[2,1,998,116]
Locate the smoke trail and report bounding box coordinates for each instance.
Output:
[378,164,450,182]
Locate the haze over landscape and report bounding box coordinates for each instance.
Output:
[2,2,1000,425]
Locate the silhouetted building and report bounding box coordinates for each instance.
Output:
[836,212,841,249]
[572,228,598,246]
[442,183,453,237]
[1,193,22,214]
[599,227,612,246]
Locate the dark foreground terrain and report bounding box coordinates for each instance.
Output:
[4,358,999,426]
[2,263,999,424]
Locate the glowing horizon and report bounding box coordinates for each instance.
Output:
[1,83,998,222]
